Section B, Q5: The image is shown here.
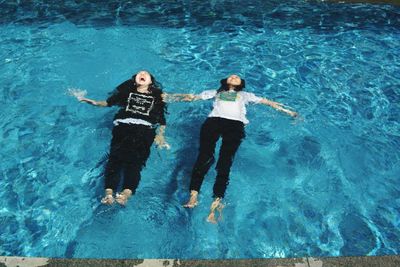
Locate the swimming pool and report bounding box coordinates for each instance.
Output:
[0,0,399,259]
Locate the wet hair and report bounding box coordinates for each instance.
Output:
[217,77,246,93]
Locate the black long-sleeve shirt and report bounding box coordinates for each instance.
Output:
[106,79,166,126]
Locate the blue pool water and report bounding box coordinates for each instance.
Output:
[0,0,399,259]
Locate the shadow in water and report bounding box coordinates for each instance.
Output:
[160,106,206,203]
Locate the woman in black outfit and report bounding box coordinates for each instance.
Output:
[77,71,169,205]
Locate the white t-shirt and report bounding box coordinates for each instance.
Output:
[198,90,262,124]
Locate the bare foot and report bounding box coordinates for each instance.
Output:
[101,189,114,205]
[207,212,217,224]
[206,198,224,224]
[116,189,132,206]
[183,190,199,208]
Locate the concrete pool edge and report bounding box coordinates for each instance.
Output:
[1,255,400,267]
[321,0,400,5]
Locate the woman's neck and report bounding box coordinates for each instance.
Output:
[137,85,149,93]
[228,86,235,91]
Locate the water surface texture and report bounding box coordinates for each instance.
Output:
[0,0,399,259]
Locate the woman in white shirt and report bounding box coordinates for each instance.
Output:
[171,74,297,223]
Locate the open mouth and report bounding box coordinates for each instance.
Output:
[140,77,146,82]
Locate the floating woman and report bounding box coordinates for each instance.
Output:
[169,74,298,223]
[75,70,169,205]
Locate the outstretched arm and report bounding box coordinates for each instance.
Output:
[164,89,219,102]
[260,98,298,117]
[163,93,201,102]
[77,96,108,107]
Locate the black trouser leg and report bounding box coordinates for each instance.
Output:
[213,121,245,198]
[104,126,127,191]
[104,158,122,191]
[104,124,155,193]
[121,162,142,193]
[122,127,155,192]
[190,118,221,193]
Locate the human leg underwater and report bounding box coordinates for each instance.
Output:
[213,119,245,198]
[117,127,155,205]
[208,119,245,223]
[102,125,127,204]
[185,118,221,208]
[103,124,156,205]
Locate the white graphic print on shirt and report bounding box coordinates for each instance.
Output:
[125,93,154,115]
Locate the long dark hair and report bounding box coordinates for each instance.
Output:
[217,77,246,93]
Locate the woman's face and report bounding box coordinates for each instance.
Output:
[135,71,152,86]
[227,74,242,87]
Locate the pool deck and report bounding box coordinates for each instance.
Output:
[1,255,400,267]
[323,0,400,5]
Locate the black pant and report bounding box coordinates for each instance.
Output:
[104,124,155,193]
[190,117,245,198]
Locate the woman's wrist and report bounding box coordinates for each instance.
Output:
[158,125,166,133]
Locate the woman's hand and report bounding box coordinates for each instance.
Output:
[181,94,196,101]
[165,93,196,102]
[154,125,170,149]
[154,134,171,150]
[280,107,299,118]
[288,111,298,118]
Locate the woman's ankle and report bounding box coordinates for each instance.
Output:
[122,189,132,197]
[210,198,222,210]
[105,188,113,195]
